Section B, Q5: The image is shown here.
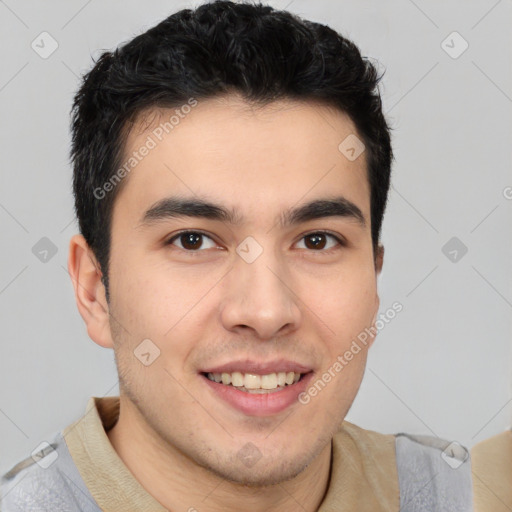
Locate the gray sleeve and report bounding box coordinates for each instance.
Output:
[395,433,473,512]
[0,432,101,512]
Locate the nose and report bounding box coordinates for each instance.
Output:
[219,246,302,340]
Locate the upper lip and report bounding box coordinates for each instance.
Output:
[201,359,313,375]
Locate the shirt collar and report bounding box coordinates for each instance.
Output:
[63,396,398,511]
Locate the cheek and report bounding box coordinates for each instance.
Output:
[109,249,180,328]
[108,254,220,369]
[306,267,377,334]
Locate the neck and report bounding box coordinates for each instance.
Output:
[107,396,332,512]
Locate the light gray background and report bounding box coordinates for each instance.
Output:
[1,0,511,474]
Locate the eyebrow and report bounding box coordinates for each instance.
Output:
[139,195,366,229]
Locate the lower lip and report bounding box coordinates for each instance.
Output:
[201,373,314,416]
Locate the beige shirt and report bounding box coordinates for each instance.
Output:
[472,430,512,512]
[63,396,399,511]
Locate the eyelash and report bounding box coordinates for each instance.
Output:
[164,230,346,255]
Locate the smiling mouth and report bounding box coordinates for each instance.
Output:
[202,371,308,394]
[203,372,306,394]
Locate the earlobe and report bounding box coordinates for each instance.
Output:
[68,234,114,349]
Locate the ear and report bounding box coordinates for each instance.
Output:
[68,234,113,349]
[368,243,385,349]
[374,243,384,276]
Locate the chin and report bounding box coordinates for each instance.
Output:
[222,465,306,487]
[199,450,316,487]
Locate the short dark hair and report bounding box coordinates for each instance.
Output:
[70,0,392,301]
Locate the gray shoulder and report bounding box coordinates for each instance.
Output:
[0,431,100,512]
[395,433,473,512]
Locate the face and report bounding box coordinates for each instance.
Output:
[91,95,381,485]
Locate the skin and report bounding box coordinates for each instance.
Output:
[68,94,384,512]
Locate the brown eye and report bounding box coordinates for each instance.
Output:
[304,233,327,250]
[296,232,343,251]
[166,231,217,251]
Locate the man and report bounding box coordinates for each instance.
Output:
[0,1,473,510]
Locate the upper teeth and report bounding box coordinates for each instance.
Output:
[207,371,301,390]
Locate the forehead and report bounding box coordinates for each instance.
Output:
[113,95,370,226]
